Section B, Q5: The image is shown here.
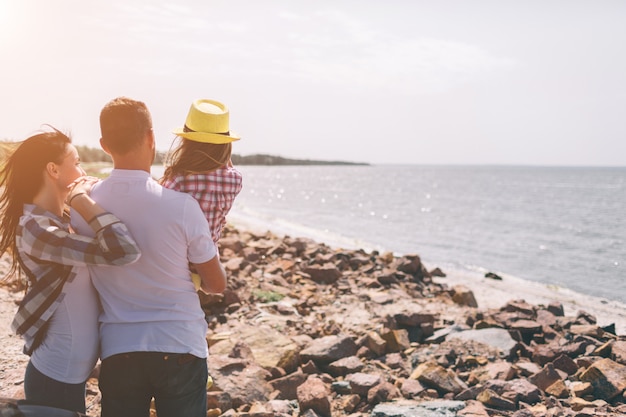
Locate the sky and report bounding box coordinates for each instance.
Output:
[0,1,625,166]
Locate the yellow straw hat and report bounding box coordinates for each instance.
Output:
[173,99,240,144]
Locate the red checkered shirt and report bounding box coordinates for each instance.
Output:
[162,166,243,243]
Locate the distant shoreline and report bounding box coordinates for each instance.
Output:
[231,154,369,166]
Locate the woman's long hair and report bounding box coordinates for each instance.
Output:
[162,137,231,181]
[0,127,71,279]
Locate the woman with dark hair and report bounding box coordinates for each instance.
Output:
[0,127,141,413]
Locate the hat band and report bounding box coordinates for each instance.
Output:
[184,125,230,136]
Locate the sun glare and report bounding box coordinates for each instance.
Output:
[0,1,20,32]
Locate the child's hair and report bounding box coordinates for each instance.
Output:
[162,138,232,180]
[0,127,72,279]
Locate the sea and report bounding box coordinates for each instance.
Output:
[152,164,626,304]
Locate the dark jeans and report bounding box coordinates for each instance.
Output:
[99,352,208,417]
[24,360,87,413]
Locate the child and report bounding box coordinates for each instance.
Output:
[161,99,243,288]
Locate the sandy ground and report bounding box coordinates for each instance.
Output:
[0,287,29,398]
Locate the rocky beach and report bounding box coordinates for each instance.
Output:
[1,224,626,417]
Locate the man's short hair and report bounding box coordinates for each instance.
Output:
[100,97,153,155]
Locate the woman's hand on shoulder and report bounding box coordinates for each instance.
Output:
[65,176,100,206]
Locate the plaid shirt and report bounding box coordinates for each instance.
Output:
[11,204,141,355]
[162,166,243,243]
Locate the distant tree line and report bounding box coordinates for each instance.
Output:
[231,154,368,166]
[1,141,365,166]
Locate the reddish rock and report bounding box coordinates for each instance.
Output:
[362,332,387,357]
[569,324,604,338]
[579,358,626,400]
[296,376,331,417]
[301,264,342,284]
[611,340,626,365]
[300,334,358,365]
[544,379,569,398]
[400,378,425,398]
[528,363,563,392]
[505,378,541,404]
[380,328,410,353]
[452,285,478,308]
[366,381,401,405]
[485,361,517,381]
[504,300,536,316]
[457,400,490,417]
[535,309,558,327]
[552,353,578,376]
[476,389,516,410]
[345,372,382,397]
[327,356,364,377]
[411,362,468,395]
[269,369,307,400]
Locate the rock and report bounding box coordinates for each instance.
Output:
[296,376,331,417]
[448,328,518,358]
[266,399,298,417]
[484,272,502,280]
[380,328,410,353]
[396,254,430,279]
[515,361,542,377]
[552,353,578,375]
[452,285,478,308]
[410,362,468,395]
[505,378,541,404]
[504,300,536,316]
[371,400,466,417]
[531,343,559,366]
[367,381,401,405]
[400,378,426,398]
[208,355,273,409]
[209,324,299,370]
[611,340,626,365]
[330,381,351,395]
[430,268,446,277]
[457,400,490,417]
[544,379,569,398]
[268,369,307,400]
[339,394,361,413]
[345,372,382,397]
[547,301,565,316]
[300,334,358,365]
[362,331,387,357]
[570,381,593,397]
[484,361,517,381]
[579,358,626,400]
[476,388,516,410]
[301,264,342,284]
[326,356,364,377]
[528,363,562,392]
[569,324,605,338]
[206,391,232,412]
[426,324,466,344]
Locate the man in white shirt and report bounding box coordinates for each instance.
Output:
[72,96,227,417]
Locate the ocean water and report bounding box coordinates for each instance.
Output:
[204,165,625,304]
[150,164,625,303]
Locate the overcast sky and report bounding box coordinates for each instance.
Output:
[1,0,625,165]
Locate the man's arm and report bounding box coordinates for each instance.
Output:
[194,255,227,294]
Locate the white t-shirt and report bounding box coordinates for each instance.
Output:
[31,265,100,383]
[72,170,216,360]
